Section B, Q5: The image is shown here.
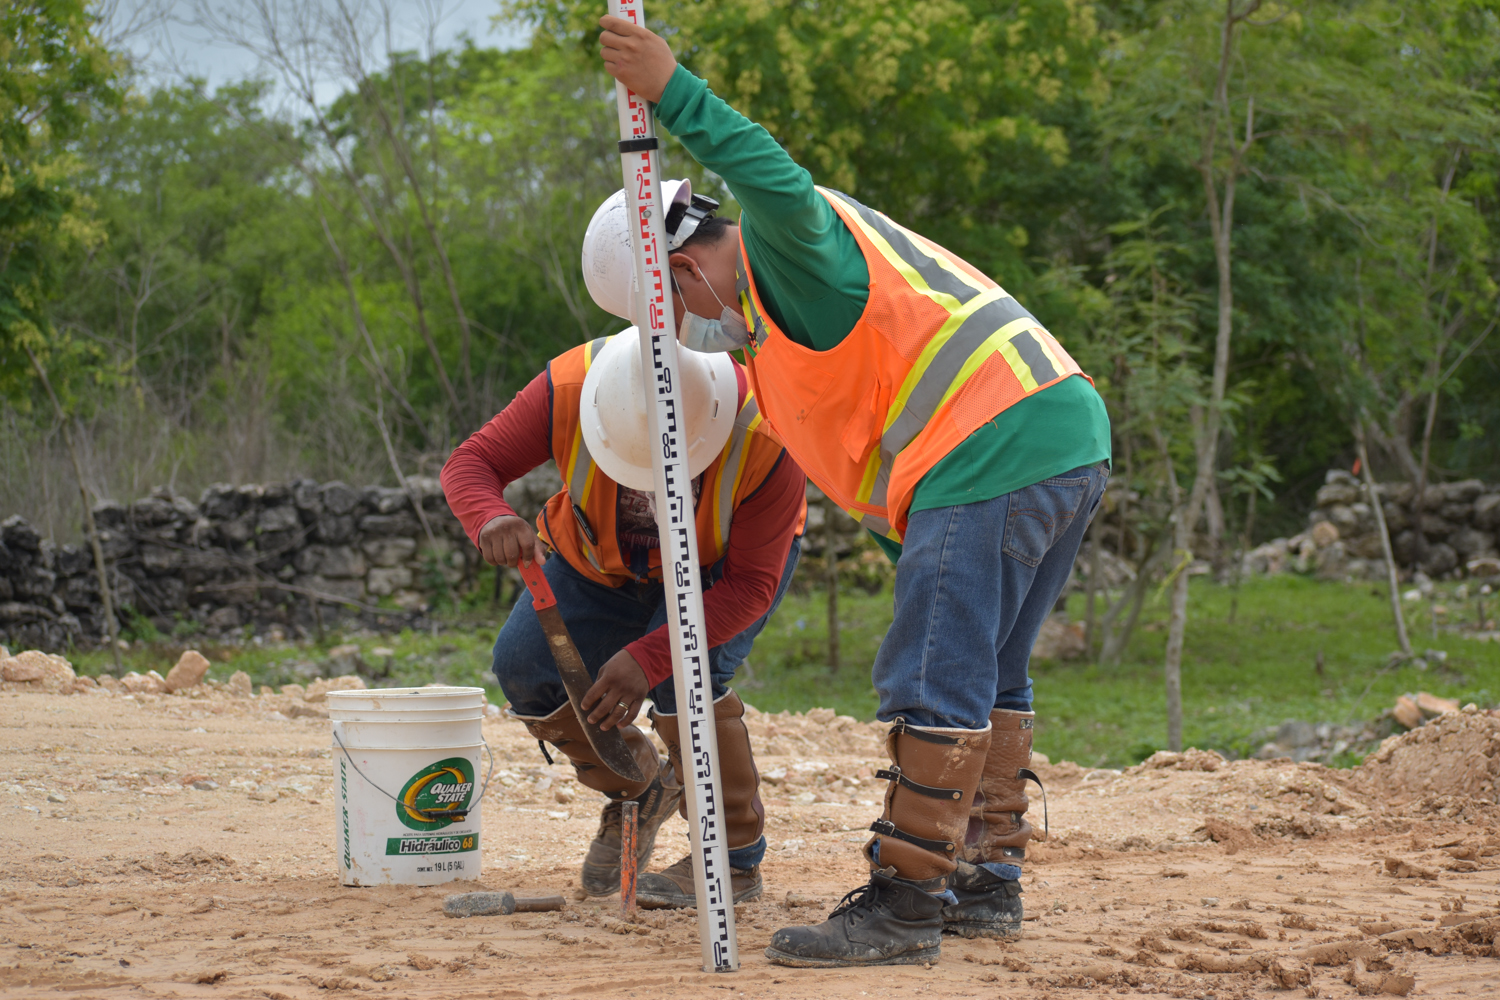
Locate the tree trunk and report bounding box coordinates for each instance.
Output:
[1162,1,1256,753]
[1356,428,1412,657]
[24,347,122,671]
[1083,516,1102,657]
[1228,487,1255,625]
[825,497,841,673]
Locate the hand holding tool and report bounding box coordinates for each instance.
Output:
[518,560,645,783]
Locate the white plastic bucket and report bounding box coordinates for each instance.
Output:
[329,686,491,887]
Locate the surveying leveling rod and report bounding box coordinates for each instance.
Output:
[608,0,739,974]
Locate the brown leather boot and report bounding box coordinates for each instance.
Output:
[864,718,992,888]
[639,690,765,908]
[516,703,679,896]
[946,708,1040,939]
[765,718,990,967]
[964,708,1037,865]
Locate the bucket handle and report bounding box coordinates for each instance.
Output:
[332,728,496,824]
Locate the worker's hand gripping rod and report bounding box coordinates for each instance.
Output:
[608,0,738,974]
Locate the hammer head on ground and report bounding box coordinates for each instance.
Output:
[443,891,515,918]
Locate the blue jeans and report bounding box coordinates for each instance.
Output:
[493,537,800,870]
[494,535,800,715]
[872,463,1109,730]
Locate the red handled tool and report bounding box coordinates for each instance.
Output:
[517,560,644,783]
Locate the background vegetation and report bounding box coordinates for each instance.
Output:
[7,0,1500,759]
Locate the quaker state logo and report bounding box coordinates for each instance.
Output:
[395,756,475,831]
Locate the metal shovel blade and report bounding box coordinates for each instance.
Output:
[519,561,645,783]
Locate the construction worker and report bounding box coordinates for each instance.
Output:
[590,19,1111,967]
[440,314,805,909]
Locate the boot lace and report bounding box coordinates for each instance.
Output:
[828,879,883,920]
[595,801,622,840]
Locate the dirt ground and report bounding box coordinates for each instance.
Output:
[4,677,1500,999]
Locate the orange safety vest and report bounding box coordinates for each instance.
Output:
[537,336,797,587]
[739,187,1091,542]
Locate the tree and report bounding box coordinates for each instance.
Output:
[2,0,124,662]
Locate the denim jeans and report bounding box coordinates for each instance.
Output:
[492,537,800,870]
[871,463,1109,730]
[494,535,800,716]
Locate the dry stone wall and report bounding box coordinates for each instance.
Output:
[1245,470,1500,582]
[0,466,563,652]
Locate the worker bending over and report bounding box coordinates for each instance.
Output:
[590,18,1111,967]
[441,308,805,908]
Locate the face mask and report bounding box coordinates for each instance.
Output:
[675,267,751,353]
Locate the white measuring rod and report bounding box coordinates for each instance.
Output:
[608,0,739,974]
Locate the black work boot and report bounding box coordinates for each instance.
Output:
[764,869,945,968]
[579,769,681,896]
[941,860,1023,939]
[637,853,763,909]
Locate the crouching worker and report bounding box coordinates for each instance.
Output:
[440,316,805,906]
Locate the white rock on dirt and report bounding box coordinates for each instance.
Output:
[165,650,211,692]
[2,650,77,691]
[121,670,167,695]
[228,670,252,698]
[304,675,366,703]
[1,656,44,683]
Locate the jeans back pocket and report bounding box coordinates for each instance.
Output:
[1000,474,1092,568]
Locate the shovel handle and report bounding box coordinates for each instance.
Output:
[518,560,557,610]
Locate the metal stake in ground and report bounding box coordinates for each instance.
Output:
[620,800,639,915]
[608,0,738,973]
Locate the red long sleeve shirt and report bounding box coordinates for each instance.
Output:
[441,368,804,687]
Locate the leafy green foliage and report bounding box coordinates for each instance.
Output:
[0,0,121,402]
[0,0,1496,560]
[739,573,1500,767]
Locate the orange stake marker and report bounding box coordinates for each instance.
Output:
[620,800,639,914]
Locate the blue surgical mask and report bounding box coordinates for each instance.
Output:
[675,270,750,353]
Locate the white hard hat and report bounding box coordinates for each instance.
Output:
[581,180,720,321]
[580,327,737,491]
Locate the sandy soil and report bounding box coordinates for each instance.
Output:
[4,682,1500,1000]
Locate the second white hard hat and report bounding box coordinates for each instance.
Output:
[581,179,719,321]
[580,327,737,491]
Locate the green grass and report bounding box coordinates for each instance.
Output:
[63,575,1500,770]
[744,574,1500,768]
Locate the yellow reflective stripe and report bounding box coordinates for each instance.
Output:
[713,396,761,553]
[998,337,1041,393]
[820,188,966,314]
[880,286,1012,440]
[854,447,883,509]
[935,318,1041,412]
[909,230,989,298]
[1031,330,1068,377]
[565,336,611,563]
[845,507,898,540]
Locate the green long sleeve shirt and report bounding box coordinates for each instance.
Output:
[655,66,1111,560]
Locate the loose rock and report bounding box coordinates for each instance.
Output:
[165,650,211,692]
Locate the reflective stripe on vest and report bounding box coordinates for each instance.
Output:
[741,188,1085,541]
[712,394,763,553]
[820,189,1070,534]
[566,336,610,570]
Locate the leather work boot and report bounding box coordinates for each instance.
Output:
[766,718,990,967]
[516,703,681,897]
[635,854,763,908]
[944,708,1041,939]
[943,860,1024,939]
[639,690,766,908]
[765,868,945,967]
